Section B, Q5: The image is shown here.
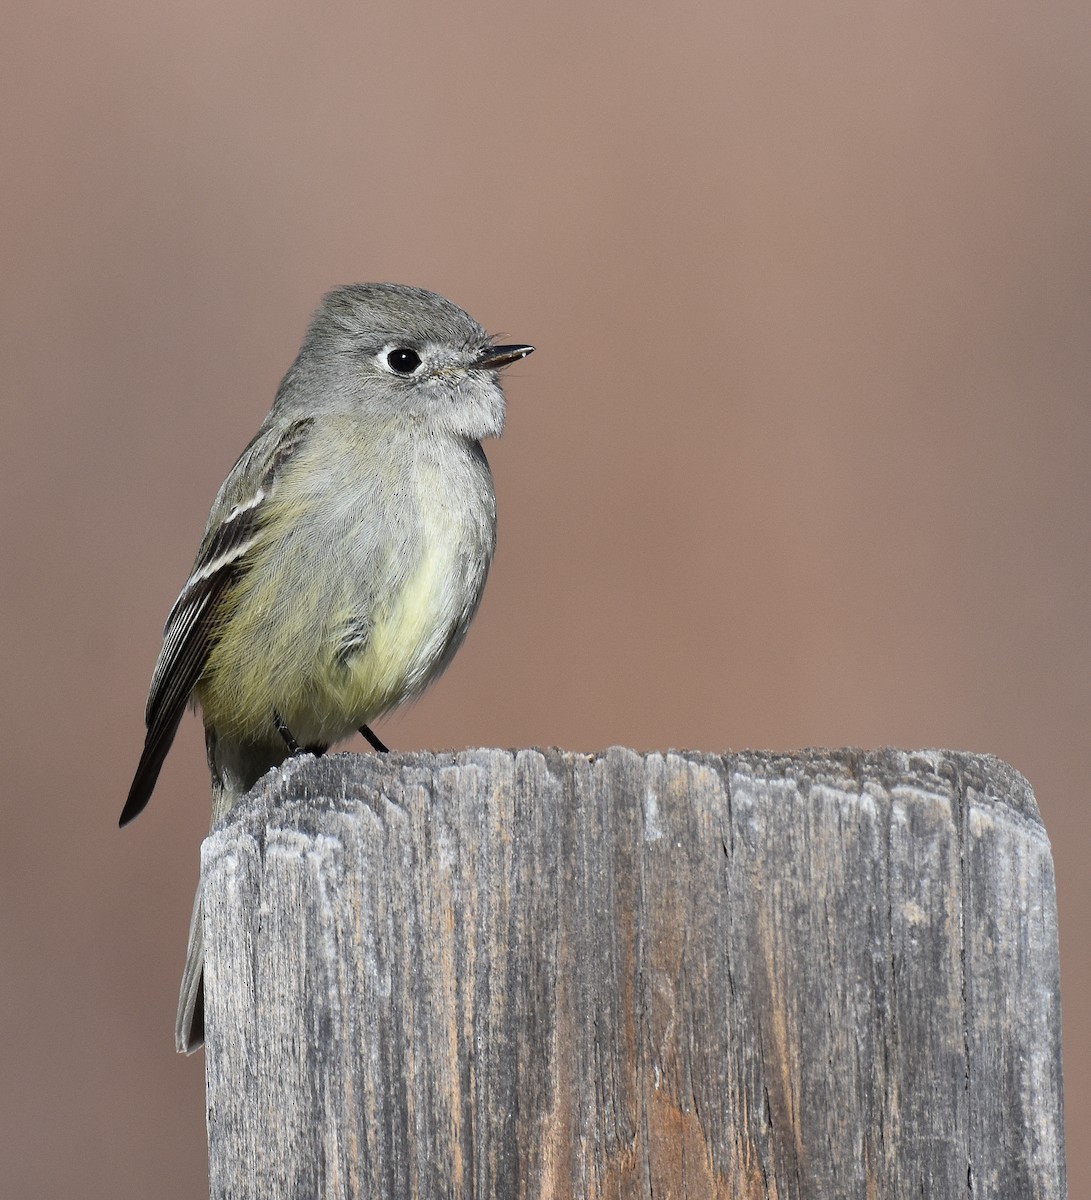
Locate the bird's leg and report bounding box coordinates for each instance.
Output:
[273,710,302,754]
[272,710,302,748]
[273,711,326,758]
[359,724,389,753]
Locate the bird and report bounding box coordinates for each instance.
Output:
[120,283,533,1051]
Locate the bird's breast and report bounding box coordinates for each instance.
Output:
[197,433,496,745]
[325,442,496,723]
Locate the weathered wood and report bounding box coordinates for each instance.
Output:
[201,748,1066,1199]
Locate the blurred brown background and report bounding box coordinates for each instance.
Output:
[3,1,1088,1195]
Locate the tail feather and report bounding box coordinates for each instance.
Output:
[176,883,205,1053]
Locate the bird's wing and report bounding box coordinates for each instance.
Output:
[119,417,315,826]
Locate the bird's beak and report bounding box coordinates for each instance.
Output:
[474,344,535,369]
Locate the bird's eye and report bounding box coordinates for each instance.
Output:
[384,347,422,375]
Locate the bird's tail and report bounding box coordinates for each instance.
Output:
[175,729,255,1053]
[176,725,296,1052]
[176,885,206,1053]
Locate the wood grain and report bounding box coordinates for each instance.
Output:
[201,748,1066,1199]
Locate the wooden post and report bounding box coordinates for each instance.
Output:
[201,748,1066,1199]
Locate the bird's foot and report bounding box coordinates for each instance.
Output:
[359,724,389,753]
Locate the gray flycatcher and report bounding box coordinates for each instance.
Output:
[120,283,533,1051]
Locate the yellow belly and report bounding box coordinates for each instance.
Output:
[196,424,493,748]
[197,489,480,746]
[365,537,461,697]
[302,534,465,734]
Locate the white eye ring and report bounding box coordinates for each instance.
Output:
[381,346,423,376]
